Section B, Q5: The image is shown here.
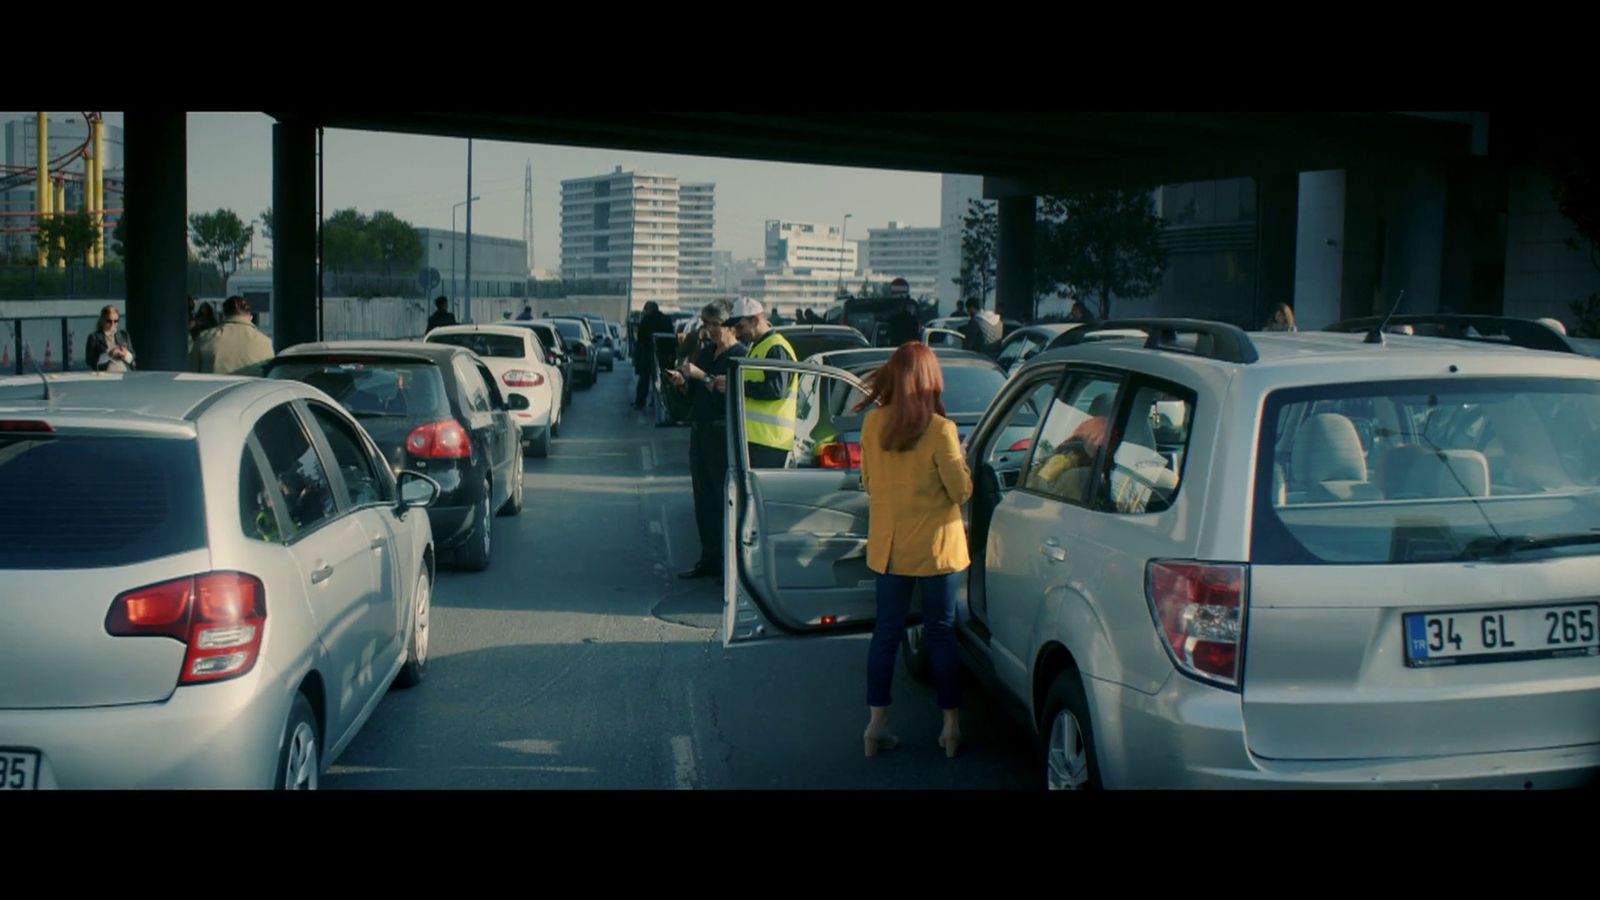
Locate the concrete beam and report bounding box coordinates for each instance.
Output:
[996,195,1036,324]
[272,121,318,351]
[122,112,188,371]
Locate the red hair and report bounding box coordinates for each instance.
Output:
[854,341,946,452]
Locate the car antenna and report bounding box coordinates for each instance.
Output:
[30,358,53,402]
[1365,290,1406,345]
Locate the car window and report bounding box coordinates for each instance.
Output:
[239,446,287,543]
[251,403,339,535]
[1103,383,1195,515]
[454,358,491,413]
[428,332,527,359]
[834,363,1006,418]
[306,402,390,508]
[984,376,1062,479]
[268,358,451,420]
[996,333,1031,366]
[475,362,506,409]
[1025,373,1123,507]
[791,371,868,469]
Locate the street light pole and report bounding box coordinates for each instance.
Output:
[452,195,480,316]
[837,213,853,295]
[464,139,474,323]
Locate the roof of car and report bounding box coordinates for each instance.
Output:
[275,340,469,364]
[0,371,282,424]
[426,324,537,339]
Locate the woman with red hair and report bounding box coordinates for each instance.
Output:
[855,342,973,758]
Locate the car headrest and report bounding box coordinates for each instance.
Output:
[1293,413,1368,485]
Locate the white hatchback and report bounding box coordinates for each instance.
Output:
[425,324,563,457]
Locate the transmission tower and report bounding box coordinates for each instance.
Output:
[523,161,534,274]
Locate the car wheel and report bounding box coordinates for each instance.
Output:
[529,424,550,458]
[1042,670,1101,790]
[456,482,492,571]
[275,692,320,790]
[499,455,524,515]
[900,624,932,683]
[550,409,561,438]
[393,568,431,689]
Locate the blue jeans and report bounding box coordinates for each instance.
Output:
[867,571,962,710]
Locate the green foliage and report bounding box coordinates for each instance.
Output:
[1570,293,1600,339]
[318,208,421,276]
[956,199,997,305]
[188,208,253,290]
[37,212,99,266]
[1035,190,1166,320]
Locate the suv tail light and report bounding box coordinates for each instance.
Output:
[1007,438,1032,452]
[406,420,472,459]
[818,441,862,470]
[0,420,54,433]
[502,370,546,388]
[106,572,268,685]
[1146,561,1247,689]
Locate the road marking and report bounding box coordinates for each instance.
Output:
[670,735,696,790]
[659,504,675,567]
[640,444,655,472]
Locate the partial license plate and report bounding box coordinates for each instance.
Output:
[1405,603,1600,667]
[1,749,40,790]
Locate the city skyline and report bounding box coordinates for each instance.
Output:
[84,112,943,273]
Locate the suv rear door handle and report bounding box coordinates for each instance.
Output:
[1041,540,1067,563]
[370,535,387,550]
[310,564,335,584]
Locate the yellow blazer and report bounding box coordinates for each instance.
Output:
[860,409,973,577]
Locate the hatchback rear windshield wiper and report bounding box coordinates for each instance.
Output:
[1463,531,1600,559]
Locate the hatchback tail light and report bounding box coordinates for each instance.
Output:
[106,572,268,685]
[818,442,862,470]
[1146,561,1247,689]
[1008,438,1032,452]
[0,420,54,433]
[502,370,546,388]
[406,420,472,459]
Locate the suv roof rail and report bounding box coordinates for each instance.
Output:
[1324,314,1578,354]
[1055,318,1260,364]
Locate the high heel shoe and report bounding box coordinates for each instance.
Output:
[863,728,900,758]
[938,729,962,758]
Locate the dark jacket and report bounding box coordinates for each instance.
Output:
[427,310,457,331]
[86,329,135,372]
[633,311,674,373]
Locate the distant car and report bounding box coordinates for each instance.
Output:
[0,371,441,789]
[424,324,563,457]
[513,321,573,409]
[545,317,600,388]
[575,314,616,372]
[266,341,524,572]
[773,324,871,360]
[608,322,625,360]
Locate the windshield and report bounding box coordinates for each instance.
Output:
[269,359,452,419]
[1254,377,1600,564]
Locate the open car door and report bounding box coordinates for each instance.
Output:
[723,357,879,646]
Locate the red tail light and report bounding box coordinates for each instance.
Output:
[502,370,546,388]
[106,572,268,685]
[818,442,862,470]
[1146,561,1247,689]
[1008,438,1032,452]
[406,420,472,459]
[0,420,54,433]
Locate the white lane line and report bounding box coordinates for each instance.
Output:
[659,504,675,567]
[670,735,696,790]
[640,445,651,472]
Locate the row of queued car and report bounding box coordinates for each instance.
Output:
[0,311,625,790]
[724,313,1600,789]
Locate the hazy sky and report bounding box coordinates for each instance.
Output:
[89,112,941,269]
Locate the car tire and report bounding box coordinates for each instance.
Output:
[1041,670,1101,790]
[499,456,524,514]
[900,624,932,683]
[528,425,550,458]
[392,568,431,689]
[456,482,492,571]
[275,692,320,790]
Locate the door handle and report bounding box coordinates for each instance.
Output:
[1041,541,1067,564]
[310,564,335,584]
[370,535,387,550]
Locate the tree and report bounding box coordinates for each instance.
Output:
[37,212,99,267]
[955,198,997,307]
[110,214,126,260]
[366,210,421,276]
[319,208,375,274]
[1035,189,1166,320]
[1545,129,1600,337]
[188,209,253,294]
[260,208,273,242]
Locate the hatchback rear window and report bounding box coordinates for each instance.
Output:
[427,332,527,359]
[1254,377,1600,564]
[0,434,206,569]
[835,364,1006,418]
[550,320,586,340]
[268,359,451,419]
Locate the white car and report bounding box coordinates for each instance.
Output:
[425,324,563,457]
[0,371,440,789]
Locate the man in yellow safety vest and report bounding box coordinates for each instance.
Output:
[721,297,797,468]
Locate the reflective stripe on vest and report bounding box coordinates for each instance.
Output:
[743,330,798,451]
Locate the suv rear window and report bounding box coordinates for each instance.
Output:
[268,359,452,420]
[0,434,206,569]
[1254,377,1600,564]
[427,332,527,359]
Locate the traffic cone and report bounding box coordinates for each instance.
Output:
[44,341,54,371]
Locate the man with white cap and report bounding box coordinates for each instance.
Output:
[721,297,798,468]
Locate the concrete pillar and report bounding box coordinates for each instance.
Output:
[996,194,1035,323]
[273,120,318,351]
[1380,160,1447,315]
[122,112,189,372]
[1254,171,1299,329]
[1293,171,1346,330]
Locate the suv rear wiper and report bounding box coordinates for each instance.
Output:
[1463,531,1600,559]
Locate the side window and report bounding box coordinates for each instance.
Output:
[239,446,287,543]
[996,335,1029,367]
[1025,373,1123,507]
[251,403,339,535]
[982,376,1062,488]
[526,335,547,365]
[306,402,391,507]
[455,358,490,412]
[1104,383,1196,514]
[475,362,506,409]
[791,372,864,470]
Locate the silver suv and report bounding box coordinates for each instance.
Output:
[723,318,1600,789]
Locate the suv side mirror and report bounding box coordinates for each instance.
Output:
[396,470,441,517]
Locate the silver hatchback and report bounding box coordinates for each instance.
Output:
[0,372,440,789]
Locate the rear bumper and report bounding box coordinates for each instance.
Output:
[1090,673,1600,789]
[427,503,477,548]
[0,661,287,789]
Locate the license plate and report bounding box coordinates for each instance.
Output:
[0,749,40,790]
[1404,603,1600,667]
